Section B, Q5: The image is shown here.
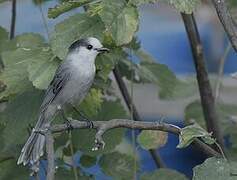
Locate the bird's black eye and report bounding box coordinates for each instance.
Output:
[87,45,93,50]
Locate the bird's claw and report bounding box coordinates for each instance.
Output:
[65,117,74,132]
[86,120,94,129]
[92,138,105,151]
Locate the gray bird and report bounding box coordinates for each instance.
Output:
[17,37,109,167]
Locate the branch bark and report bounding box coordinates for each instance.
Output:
[211,0,237,53]
[10,0,16,39]
[50,118,220,157]
[45,130,55,180]
[181,13,224,149]
[113,67,164,168]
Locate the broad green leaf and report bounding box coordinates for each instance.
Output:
[14,33,46,48]
[166,0,200,14]
[72,100,127,156]
[55,167,93,180]
[1,90,44,155]
[51,13,105,59]
[0,48,35,99]
[137,130,167,150]
[80,154,97,168]
[141,169,187,180]
[177,122,215,148]
[78,88,103,117]
[193,157,237,180]
[0,159,29,180]
[139,62,179,98]
[98,0,139,45]
[0,33,57,98]
[48,0,94,19]
[99,152,139,179]
[95,48,126,81]
[27,53,59,90]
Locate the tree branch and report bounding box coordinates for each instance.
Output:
[45,130,55,180]
[181,13,225,150]
[10,0,16,39]
[113,67,164,168]
[211,0,237,52]
[50,118,220,157]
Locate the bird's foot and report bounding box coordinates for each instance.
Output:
[65,117,74,132]
[92,138,105,151]
[86,120,94,129]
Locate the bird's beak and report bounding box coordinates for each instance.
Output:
[95,47,110,53]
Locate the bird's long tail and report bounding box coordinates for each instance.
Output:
[17,113,47,166]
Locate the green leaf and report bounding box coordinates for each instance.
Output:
[193,157,237,180]
[129,0,159,6]
[99,152,139,179]
[48,0,94,19]
[13,33,46,48]
[0,26,9,53]
[1,90,44,155]
[80,154,97,168]
[141,169,187,180]
[0,33,57,98]
[55,167,93,180]
[0,48,35,99]
[98,0,139,45]
[51,13,105,59]
[95,48,126,81]
[0,159,29,180]
[166,0,200,14]
[177,122,215,148]
[78,88,103,117]
[72,100,127,156]
[137,130,168,150]
[139,62,179,99]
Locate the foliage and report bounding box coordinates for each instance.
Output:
[184,100,237,159]
[137,130,168,150]
[99,151,139,179]
[166,0,200,14]
[177,122,215,148]
[193,157,237,180]
[141,168,187,180]
[0,0,232,179]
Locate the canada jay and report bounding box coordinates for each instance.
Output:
[17,37,109,168]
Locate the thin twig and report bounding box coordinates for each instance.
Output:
[10,0,16,39]
[113,67,164,168]
[45,130,55,180]
[50,118,220,157]
[211,0,237,52]
[214,43,231,102]
[181,13,225,150]
[69,132,79,180]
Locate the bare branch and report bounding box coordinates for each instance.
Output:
[50,119,220,157]
[45,130,55,180]
[212,0,237,52]
[113,67,164,168]
[181,13,225,150]
[10,0,16,39]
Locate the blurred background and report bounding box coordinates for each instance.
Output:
[0,0,237,179]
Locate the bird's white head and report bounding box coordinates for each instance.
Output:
[67,37,109,63]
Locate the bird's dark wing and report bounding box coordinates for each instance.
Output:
[40,64,71,111]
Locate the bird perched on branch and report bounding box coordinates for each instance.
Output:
[17,37,109,171]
